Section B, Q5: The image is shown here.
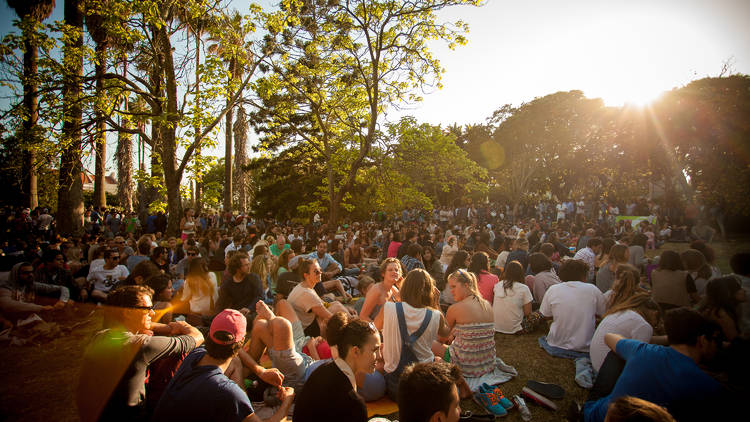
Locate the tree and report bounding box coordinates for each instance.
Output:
[85,0,111,208]
[103,1,264,235]
[56,0,84,235]
[207,10,253,213]
[233,105,249,211]
[5,0,56,209]
[650,75,750,214]
[252,0,481,224]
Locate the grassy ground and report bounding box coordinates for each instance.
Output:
[1,240,748,421]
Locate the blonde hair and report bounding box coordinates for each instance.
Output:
[250,254,269,290]
[448,269,490,311]
[273,248,295,284]
[185,258,215,300]
[606,264,645,311]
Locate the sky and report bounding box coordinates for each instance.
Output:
[1,0,749,173]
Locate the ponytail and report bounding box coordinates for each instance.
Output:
[325,312,378,359]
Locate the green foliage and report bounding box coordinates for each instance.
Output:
[251,0,482,223]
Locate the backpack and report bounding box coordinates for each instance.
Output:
[385,302,433,400]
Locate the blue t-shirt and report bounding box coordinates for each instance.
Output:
[153,348,253,422]
[584,339,722,422]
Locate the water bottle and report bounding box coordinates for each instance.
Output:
[513,395,532,421]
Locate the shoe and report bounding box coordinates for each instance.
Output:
[521,386,558,411]
[526,380,565,399]
[480,383,514,410]
[475,388,508,417]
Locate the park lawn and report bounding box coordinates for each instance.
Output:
[1,240,747,421]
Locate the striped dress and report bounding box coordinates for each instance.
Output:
[448,323,497,378]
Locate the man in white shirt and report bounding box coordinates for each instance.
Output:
[87,249,129,302]
[224,234,244,256]
[573,237,602,283]
[539,259,605,355]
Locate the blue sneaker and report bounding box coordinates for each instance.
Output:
[480,383,514,410]
[475,388,508,417]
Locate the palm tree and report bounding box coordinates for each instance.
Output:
[233,105,248,212]
[6,0,56,209]
[85,1,111,208]
[208,11,251,213]
[56,0,84,235]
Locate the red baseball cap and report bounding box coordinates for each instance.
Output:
[209,309,247,345]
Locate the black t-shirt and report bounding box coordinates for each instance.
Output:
[215,274,263,312]
[293,361,367,422]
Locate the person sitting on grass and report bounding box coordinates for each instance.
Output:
[397,361,463,422]
[698,276,747,341]
[433,269,517,394]
[77,285,203,422]
[493,261,542,334]
[293,312,381,421]
[287,258,354,338]
[376,269,451,400]
[359,257,403,322]
[589,285,661,373]
[0,262,68,319]
[87,248,129,302]
[581,308,725,422]
[539,259,606,358]
[152,309,294,422]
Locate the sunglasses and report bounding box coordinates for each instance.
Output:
[187,253,197,256]
[109,256,120,260]
[131,304,154,311]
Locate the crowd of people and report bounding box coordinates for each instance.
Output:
[0,196,747,422]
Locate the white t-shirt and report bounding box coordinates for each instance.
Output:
[288,284,324,328]
[495,251,510,269]
[493,282,533,334]
[382,301,441,373]
[589,310,653,372]
[181,273,219,315]
[88,265,129,293]
[539,281,606,352]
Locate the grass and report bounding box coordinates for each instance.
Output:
[1,240,748,421]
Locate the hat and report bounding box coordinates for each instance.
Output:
[209,309,247,345]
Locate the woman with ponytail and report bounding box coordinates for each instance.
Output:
[604,264,646,311]
[293,312,380,422]
[589,290,661,372]
[493,260,541,334]
[433,268,518,393]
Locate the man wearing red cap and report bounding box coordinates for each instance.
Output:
[153,309,295,422]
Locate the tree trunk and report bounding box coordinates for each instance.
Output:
[93,41,107,208]
[327,160,337,225]
[21,29,38,209]
[56,0,84,236]
[193,30,203,213]
[233,106,247,212]
[223,102,234,213]
[157,24,183,236]
[116,95,133,213]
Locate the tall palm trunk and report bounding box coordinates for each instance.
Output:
[223,58,235,213]
[116,94,133,212]
[193,30,203,212]
[56,0,84,235]
[92,41,107,207]
[7,0,56,208]
[233,105,248,212]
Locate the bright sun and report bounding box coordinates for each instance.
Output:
[596,84,664,108]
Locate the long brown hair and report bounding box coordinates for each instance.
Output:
[185,257,214,298]
[501,260,525,294]
[401,269,437,309]
[606,264,646,311]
